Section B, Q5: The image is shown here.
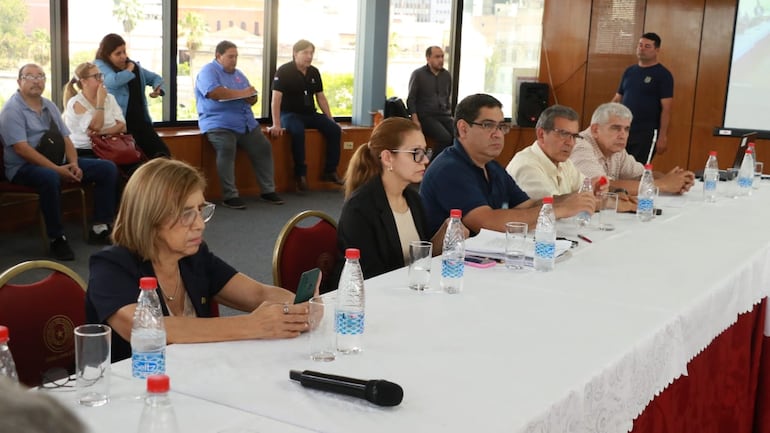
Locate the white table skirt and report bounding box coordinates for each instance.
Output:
[105,181,770,433]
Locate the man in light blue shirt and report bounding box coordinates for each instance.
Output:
[195,40,282,209]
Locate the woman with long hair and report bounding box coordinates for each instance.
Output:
[337,117,449,279]
[94,33,170,159]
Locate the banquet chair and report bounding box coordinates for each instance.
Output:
[272,210,338,294]
[0,260,87,387]
[0,148,89,251]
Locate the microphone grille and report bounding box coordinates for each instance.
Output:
[366,380,404,406]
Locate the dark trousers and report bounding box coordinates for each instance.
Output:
[280,112,341,176]
[419,114,454,157]
[127,120,170,159]
[626,128,656,164]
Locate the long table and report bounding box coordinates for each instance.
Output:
[98,182,770,432]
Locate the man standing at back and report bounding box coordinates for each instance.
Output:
[196,40,283,209]
[407,46,453,156]
[612,32,673,164]
[269,39,343,192]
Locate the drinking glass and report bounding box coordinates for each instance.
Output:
[408,241,432,291]
[504,222,528,270]
[309,296,336,362]
[598,192,618,231]
[754,161,763,189]
[75,324,111,406]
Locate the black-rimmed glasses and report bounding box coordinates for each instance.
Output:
[179,202,216,227]
[390,148,433,163]
[547,128,582,141]
[40,367,75,389]
[469,121,512,135]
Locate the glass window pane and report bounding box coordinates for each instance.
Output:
[457,1,544,118]
[275,0,359,117]
[68,0,165,121]
[0,0,51,109]
[177,1,265,120]
[386,1,452,101]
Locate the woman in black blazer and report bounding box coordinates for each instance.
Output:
[337,117,448,279]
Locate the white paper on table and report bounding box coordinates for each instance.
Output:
[464,228,572,262]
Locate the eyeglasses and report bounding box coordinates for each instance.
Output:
[82,72,104,81]
[179,202,216,226]
[21,74,46,82]
[469,121,512,134]
[40,367,74,390]
[547,128,582,141]
[390,148,433,163]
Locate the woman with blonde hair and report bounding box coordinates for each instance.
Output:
[62,62,127,158]
[86,158,309,362]
[337,117,448,279]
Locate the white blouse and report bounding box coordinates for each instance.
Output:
[63,93,125,149]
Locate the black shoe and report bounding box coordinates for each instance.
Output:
[322,172,344,185]
[88,227,112,246]
[295,176,309,193]
[222,197,247,209]
[49,236,75,261]
[260,192,284,205]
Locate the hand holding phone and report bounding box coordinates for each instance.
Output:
[294,268,322,304]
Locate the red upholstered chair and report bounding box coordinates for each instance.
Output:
[0,147,89,250]
[272,210,338,294]
[0,260,87,387]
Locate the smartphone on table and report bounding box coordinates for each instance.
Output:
[294,268,322,304]
[464,255,497,268]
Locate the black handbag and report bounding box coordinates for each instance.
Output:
[36,117,66,165]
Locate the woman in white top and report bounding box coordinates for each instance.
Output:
[62,62,127,157]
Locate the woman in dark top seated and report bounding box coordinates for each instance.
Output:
[86,158,309,361]
[337,117,448,279]
[94,33,170,159]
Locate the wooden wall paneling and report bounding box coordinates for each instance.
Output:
[642,0,706,172]
[498,127,538,167]
[690,0,741,170]
[539,0,593,113]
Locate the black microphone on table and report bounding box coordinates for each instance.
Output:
[289,370,404,407]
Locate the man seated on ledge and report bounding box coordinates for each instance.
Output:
[0,63,118,261]
[419,93,596,235]
[195,40,283,210]
[570,102,694,196]
[269,39,343,192]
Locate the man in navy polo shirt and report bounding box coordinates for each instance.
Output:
[419,93,596,235]
[196,40,282,209]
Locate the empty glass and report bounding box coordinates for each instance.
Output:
[309,296,336,362]
[754,161,763,189]
[408,241,433,291]
[598,192,618,231]
[504,222,528,270]
[74,324,111,407]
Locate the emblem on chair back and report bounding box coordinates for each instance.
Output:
[0,261,87,387]
[273,210,339,294]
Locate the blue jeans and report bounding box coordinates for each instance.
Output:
[206,128,276,200]
[280,112,341,176]
[12,158,118,239]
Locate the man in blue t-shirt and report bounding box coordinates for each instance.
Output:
[612,32,674,164]
[195,40,282,209]
[419,93,596,235]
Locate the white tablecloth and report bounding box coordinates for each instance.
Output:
[103,181,770,433]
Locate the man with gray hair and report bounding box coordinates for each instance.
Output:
[195,40,283,209]
[570,102,694,195]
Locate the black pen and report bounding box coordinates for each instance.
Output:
[620,209,663,215]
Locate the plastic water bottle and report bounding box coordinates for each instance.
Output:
[637,164,656,222]
[703,151,719,203]
[737,149,754,196]
[131,277,166,379]
[575,177,593,226]
[533,197,556,272]
[137,374,180,433]
[335,248,365,354]
[0,326,18,383]
[440,209,465,294]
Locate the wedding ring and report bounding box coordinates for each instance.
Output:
[282,303,290,315]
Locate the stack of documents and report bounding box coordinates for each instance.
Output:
[464,229,572,264]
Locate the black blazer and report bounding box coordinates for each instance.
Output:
[337,176,431,280]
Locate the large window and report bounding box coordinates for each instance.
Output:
[0,0,50,105]
[177,0,265,120]
[276,0,359,117]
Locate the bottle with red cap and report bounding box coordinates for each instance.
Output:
[533,197,556,272]
[575,177,594,227]
[703,151,719,203]
[136,374,180,433]
[336,248,365,354]
[637,164,656,222]
[131,277,166,379]
[737,147,754,196]
[440,209,465,294]
[0,326,18,382]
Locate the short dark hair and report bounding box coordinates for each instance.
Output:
[425,46,440,58]
[95,33,126,69]
[293,39,315,54]
[535,105,579,130]
[215,40,237,56]
[641,32,661,48]
[454,94,503,134]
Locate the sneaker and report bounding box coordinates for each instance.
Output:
[322,172,344,185]
[49,236,75,261]
[260,192,284,205]
[222,197,247,209]
[295,175,309,193]
[88,227,112,246]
